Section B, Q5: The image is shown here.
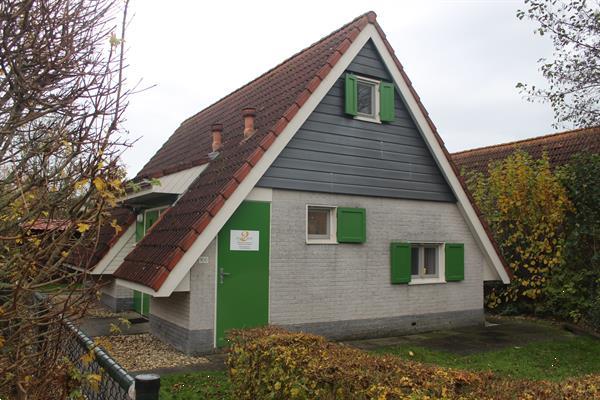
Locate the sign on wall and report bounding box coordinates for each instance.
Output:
[230,230,260,251]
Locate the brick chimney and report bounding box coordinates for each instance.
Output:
[242,107,256,139]
[211,123,223,152]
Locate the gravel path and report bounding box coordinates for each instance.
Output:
[95,333,209,371]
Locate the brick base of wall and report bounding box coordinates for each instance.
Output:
[149,309,482,354]
[278,308,484,341]
[149,314,214,355]
[100,292,133,313]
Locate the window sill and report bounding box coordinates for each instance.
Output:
[354,114,381,124]
[409,278,446,285]
[306,239,338,245]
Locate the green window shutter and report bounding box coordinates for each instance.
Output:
[390,242,411,284]
[336,207,366,243]
[445,243,465,281]
[379,81,395,122]
[345,73,358,116]
[135,215,144,242]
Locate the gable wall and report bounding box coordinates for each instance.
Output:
[257,40,455,203]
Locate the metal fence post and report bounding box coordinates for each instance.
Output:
[134,373,160,400]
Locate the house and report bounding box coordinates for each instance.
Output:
[87,11,511,354]
[452,126,600,174]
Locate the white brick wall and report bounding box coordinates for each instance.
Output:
[151,292,191,329]
[269,189,488,325]
[150,239,216,331]
[189,239,216,331]
[99,277,132,299]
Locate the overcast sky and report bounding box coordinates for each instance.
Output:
[121,0,558,177]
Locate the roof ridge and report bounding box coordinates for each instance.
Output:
[177,11,374,127]
[452,126,600,156]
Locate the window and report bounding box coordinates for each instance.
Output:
[357,79,377,118]
[355,77,380,122]
[345,73,395,122]
[306,206,336,243]
[411,244,441,279]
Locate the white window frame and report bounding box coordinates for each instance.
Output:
[305,205,337,244]
[409,242,446,285]
[354,75,381,124]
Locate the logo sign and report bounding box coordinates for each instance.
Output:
[230,230,259,251]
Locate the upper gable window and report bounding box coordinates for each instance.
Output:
[356,77,379,122]
[345,73,395,123]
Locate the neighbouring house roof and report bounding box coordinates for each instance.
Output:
[26,219,70,232]
[112,11,512,293]
[452,126,600,175]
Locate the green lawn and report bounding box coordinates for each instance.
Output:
[373,335,600,381]
[160,371,231,400]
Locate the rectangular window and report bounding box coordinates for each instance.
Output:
[357,81,375,116]
[411,244,441,279]
[306,206,336,243]
[345,73,394,122]
[355,77,380,122]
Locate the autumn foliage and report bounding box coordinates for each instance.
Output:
[227,327,599,400]
[466,151,571,311]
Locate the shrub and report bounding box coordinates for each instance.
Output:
[542,153,600,328]
[227,327,598,400]
[465,151,571,313]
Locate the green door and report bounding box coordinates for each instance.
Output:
[144,209,160,233]
[216,201,270,347]
[133,290,150,316]
[131,209,161,316]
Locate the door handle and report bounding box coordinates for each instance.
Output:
[219,268,231,284]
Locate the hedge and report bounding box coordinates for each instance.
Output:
[227,327,598,400]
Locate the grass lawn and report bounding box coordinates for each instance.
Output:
[160,371,231,400]
[373,335,600,381]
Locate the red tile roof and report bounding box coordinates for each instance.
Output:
[114,11,512,290]
[452,127,600,175]
[26,219,70,232]
[114,12,373,289]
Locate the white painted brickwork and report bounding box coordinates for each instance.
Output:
[189,239,217,331]
[151,292,191,329]
[269,189,489,326]
[99,278,132,299]
[150,239,217,331]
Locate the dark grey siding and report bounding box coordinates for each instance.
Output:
[257,40,455,202]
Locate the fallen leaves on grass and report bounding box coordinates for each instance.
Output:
[95,333,208,371]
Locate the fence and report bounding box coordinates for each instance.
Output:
[33,292,160,399]
[62,318,136,399]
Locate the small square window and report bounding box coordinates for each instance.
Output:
[307,206,336,243]
[411,244,440,279]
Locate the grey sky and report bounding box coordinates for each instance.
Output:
[121,0,556,177]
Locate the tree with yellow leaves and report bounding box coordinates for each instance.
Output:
[465,151,571,312]
[0,0,131,398]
